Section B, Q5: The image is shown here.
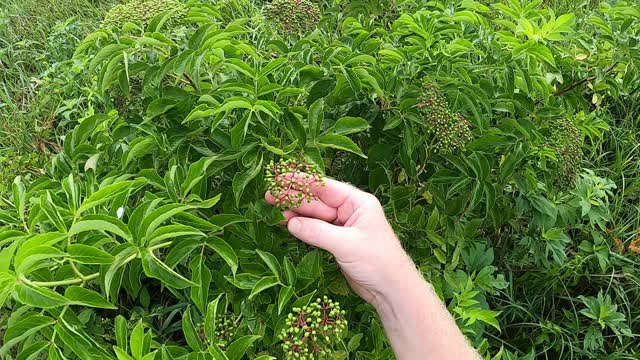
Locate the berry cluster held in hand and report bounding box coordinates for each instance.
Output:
[264,0,321,35]
[417,83,473,153]
[279,297,348,359]
[103,0,188,27]
[265,158,325,210]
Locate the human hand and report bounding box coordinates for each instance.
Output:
[266,174,481,360]
[265,174,418,308]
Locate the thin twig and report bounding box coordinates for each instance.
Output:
[554,62,619,96]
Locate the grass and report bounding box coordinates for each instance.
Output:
[0,0,119,193]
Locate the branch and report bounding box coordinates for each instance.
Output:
[554,62,619,96]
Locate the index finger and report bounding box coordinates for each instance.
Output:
[265,172,372,224]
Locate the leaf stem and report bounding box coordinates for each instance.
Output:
[28,273,99,287]
[148,241,173,251]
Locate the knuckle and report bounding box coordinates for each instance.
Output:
[364,193,382,207]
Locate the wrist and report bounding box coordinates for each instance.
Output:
[371,255,433,315]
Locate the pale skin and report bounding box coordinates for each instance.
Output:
[266,175,481,360]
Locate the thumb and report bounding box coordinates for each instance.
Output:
[287,217,358,257]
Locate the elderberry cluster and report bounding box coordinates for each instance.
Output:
[545,117,583,187]
[280,297,348,359]
[417,84,472,153]
[196,313,238,349]
[104,0,188,27]
[214,314,237,348]
[265,158,325,210]
[264,0,321,35]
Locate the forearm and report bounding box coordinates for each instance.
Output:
[372,261,481,360]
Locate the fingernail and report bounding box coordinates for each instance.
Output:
[288,218,301,234]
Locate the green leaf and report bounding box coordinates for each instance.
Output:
[277,286,294,315]
[216,99,253,114]
[248,276,279,299]
[12,176,26,222]
[40,191,67,232]
[209,214,248,228]
[284,110,307,145]
[0,272,16,308]
[13,282,69,308]
[15,245,64,276]
[115,315,128,352]
[78,180,143,214]
[190,255,211,314]
[182,307,203,351]
[0,314,55,356]
[259,57,287,78]
[65,286,116,309]
[225,273,260,290]
[225,335,261,360]
[284,257,297,287]
[53,322,94,360]
[464,308,501,331]
[123,137,157,168]
[206,236,239,274]
[317,134,366,158]
[15,340,49,360]
[146,98,178,119]
[308,98,324,139]
[205,293,224,342]
[73,113,111,148]
[69,214,133,242]
[232,155,263,206]
[142,351,158,360]
[208,344,229,360]
[141,248,196,289]
[181,156,216,196]
[256,250,281,279]
[130,321,144,360]
[141,204,194,239]
[307,78,335,106]
[105,245,137,299]
[292,290,317,309]
[89,44,129,73]
[114,347,134,360]
[68,244,115,264]
[296,250,321,280]
[145,224,205,247]
[225,58,256,78]
[183,105,217,124]
[332,117,370,135]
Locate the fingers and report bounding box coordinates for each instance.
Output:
[265,174,376,224]
[265,190,337,222]
[315,178,371,208]
[287,217,358,257]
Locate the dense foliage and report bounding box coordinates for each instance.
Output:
[1,0,640,359]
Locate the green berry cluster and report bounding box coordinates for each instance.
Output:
[265,158,325,210]
[545,117,583,187]
[214,314,238,348]
[103,0,188,28]
[279,297,348,359]
[417,84,472,153]
[196,313,238,348]
[264,0,321,35]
